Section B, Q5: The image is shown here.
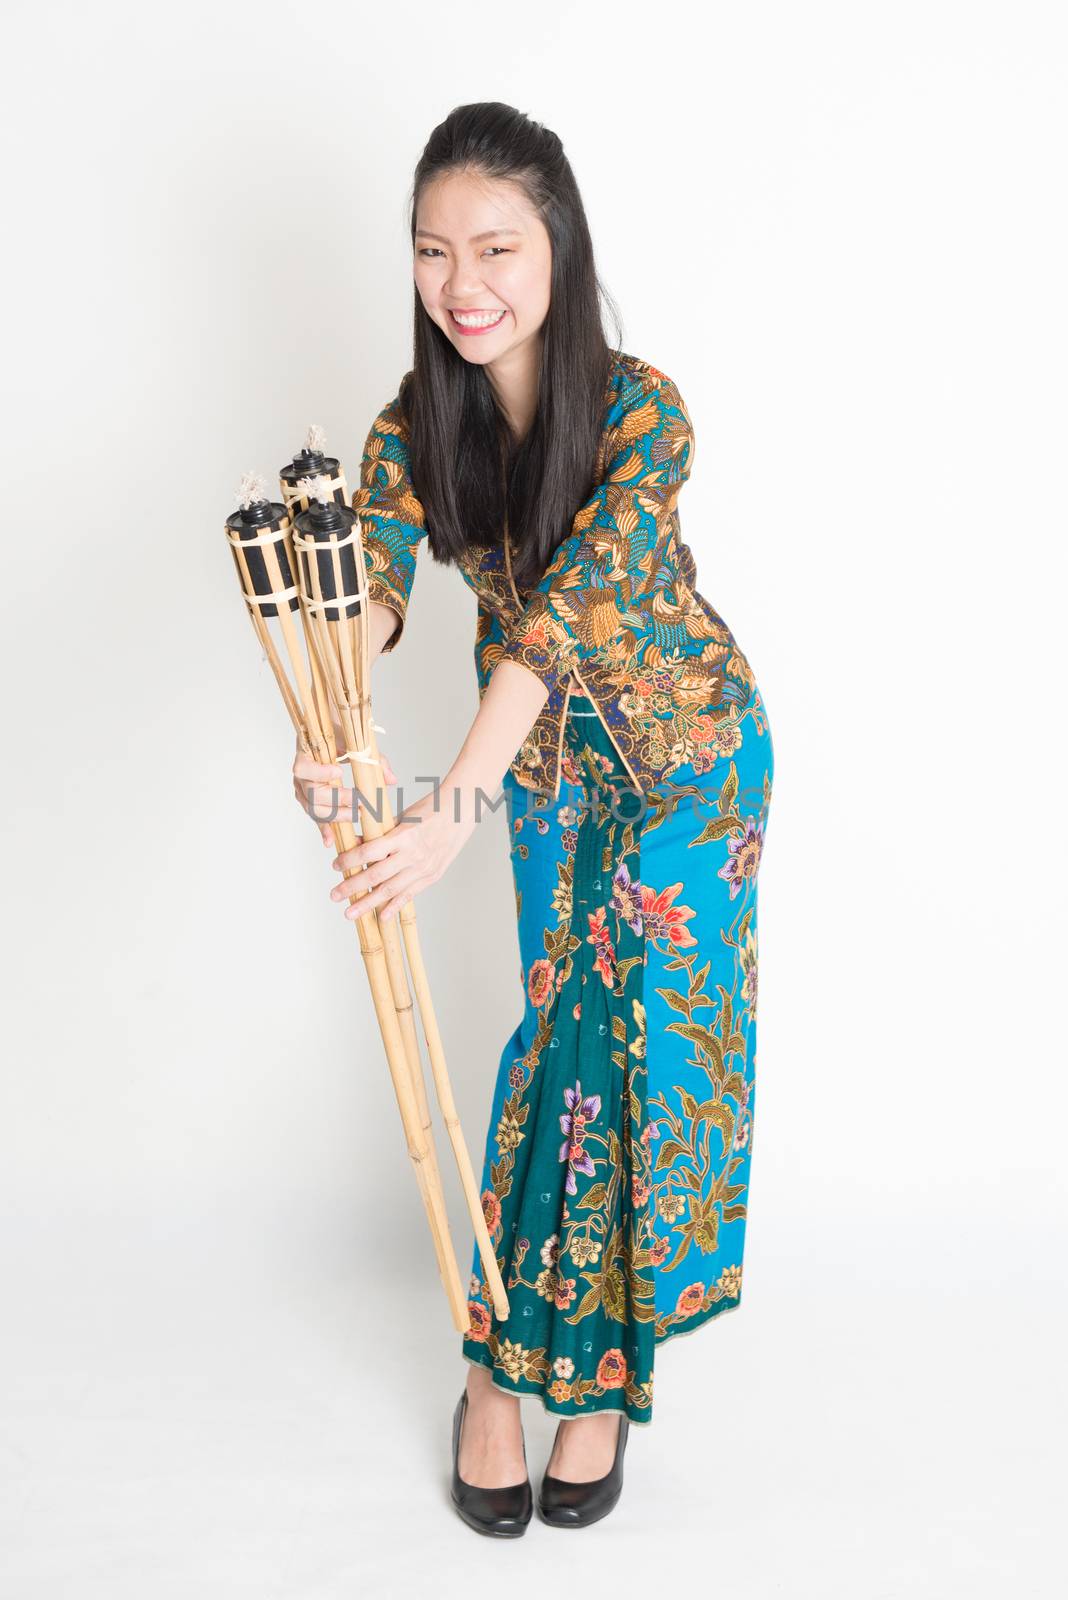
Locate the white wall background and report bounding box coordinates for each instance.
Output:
[1,1,1064,1593]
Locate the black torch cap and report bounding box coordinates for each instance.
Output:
[225,499,298,617]
[294,500,361,621]
[280,449,341,487]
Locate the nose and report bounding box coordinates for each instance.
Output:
[444,255,487,299]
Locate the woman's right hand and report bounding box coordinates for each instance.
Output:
[292,732,397,846]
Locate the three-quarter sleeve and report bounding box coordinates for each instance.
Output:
[496,369,694,695]
[351,396,427,652]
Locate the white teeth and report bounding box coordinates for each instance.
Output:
[452,309,506,328]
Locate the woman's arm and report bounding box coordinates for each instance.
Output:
[497,368,694,697]
[354,394,426,653]
[445,658,550,803]
[367,598,405,662]
[323,657,549,922]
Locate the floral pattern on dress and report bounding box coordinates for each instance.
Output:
[460,685,774,1424]
[352,351,756,799]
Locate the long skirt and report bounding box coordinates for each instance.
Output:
[460,681,775,1426]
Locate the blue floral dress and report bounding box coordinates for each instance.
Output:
[460,678,774,1426]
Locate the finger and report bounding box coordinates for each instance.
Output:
[294,754,346,783]
[295,779,327,816]
[295,780,321,819]
[330,852,405,904]
[295,779,326,825]
[307,782,358,824]
[294,777,340,845]
[331,825,413,875]
[346,869,422,921]
[377,884,416,922]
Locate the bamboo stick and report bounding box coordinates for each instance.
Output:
[225,477,471,1331]
[291,476,508,1320]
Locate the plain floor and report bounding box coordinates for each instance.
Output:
[1,1197,1060,1598]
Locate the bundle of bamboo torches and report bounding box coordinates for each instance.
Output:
[223,431,508,1332]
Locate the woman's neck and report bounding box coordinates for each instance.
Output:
[487,331,543,442]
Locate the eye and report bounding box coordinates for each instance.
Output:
[416,245,511,259]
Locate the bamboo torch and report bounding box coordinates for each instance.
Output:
[280,423,348,515]
[282,444,472,1331]
[290,475,509,1321]
[224,473,475,1331]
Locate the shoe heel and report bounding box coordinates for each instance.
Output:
[450,1389,533,1537]
[537,1413,630,1528]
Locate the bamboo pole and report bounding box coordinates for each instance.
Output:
[280,445,462,1303]
[290,476,508,1320]
[225,477,472,1331]
[280,442,498,1320]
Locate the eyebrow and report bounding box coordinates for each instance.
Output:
[415,227,523,243]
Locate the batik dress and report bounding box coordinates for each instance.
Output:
[460,676,774,1427]
[351,351,775,1426]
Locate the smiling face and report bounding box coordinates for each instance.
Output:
[413,168,552,371]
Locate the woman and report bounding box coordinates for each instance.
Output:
[294,102,774,1535]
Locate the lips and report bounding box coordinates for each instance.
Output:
[448,308,508,336]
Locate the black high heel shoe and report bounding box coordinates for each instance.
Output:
[538,1411,630,1528]
[450,1389,533,1537]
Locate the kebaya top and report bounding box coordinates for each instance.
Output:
[352,349,756,798]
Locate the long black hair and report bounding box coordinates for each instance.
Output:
[399,101,624,592]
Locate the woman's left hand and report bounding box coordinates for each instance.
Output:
[329,779,477,923]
